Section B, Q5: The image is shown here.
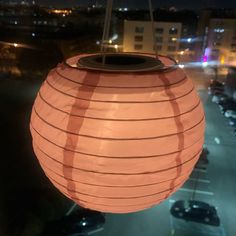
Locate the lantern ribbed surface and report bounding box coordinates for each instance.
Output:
[30,54,205,213]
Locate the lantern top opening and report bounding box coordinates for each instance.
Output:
[76,53,170,73]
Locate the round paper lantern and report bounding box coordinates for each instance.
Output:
[30,53,205,213]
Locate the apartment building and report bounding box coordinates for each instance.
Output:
[207,18,236,66]
[123,20,182,59]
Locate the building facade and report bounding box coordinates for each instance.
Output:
[123,20,182,60]
[207,18,236,66]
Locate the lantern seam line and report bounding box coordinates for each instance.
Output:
[34,147,192,187]
[62,190,176,207]
[35,142,201,175]
[38,150,199,176]
[62,191,173,208]
[32,108,205,141]
[54,69,187,89]
[37,92,202,121]
[44,172,185,199]
[42,160,192,185]
[45,78,195,104]
[31,125,204,158]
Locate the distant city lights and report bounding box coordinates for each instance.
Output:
[202,62,208,67]
[214,28,225,33]
[118,7,128,12]
[49,9,72,16]
[13,43,18,47]
[187,38,192,43]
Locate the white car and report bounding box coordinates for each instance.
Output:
[224,110,236,118]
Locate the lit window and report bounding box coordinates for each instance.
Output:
[135,27,144,34]
[169,28,178,35]
[169,37,177,43]
[134,44,143,50]
[156,36,163,43]
[134,36,143,42]
[168,46,176,51]
[155,28,164,34]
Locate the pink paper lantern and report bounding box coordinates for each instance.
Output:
[30,54,205,213]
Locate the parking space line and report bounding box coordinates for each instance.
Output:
[189,178,211,184]
[193,168,207,173]
[87,228,104,235]
[180,188,214,196]
[65,203,77,216]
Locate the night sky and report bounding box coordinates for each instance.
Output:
[36,0,236,9]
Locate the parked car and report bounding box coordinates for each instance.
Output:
[212,94,228,104]
[219,100,236,114]
[209,80,224,87]
[170,200,220,226]
[224,110,236,118]
[42,209,105,236]
[208,80,224,95]
[197,147,209,165]
[208,87,224,95]
[233,129,236,136]
[229,117,236,126]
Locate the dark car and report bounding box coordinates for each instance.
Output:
[170,200,220,226]
[219,100,236,114]
[197,148,209,165]
[208,80,224,95]
[209,80,224,87]
[42,209,105,236]
[229,117,236,126]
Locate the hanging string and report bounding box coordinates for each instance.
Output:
[100,0,158,64]
[148,0,159,59]
[101,0,114,64]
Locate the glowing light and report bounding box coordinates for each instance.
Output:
[172,37,177,41]
[202,62,208,67]
[111,34,118,41]
[50,9,72,15]
[109,39,113,44]
[214,29,224,33]
[114,44,118,49]
[203,55,208,63]
[179,64,185,68]
[220,56,225,65]
[82,222,86,226]
[32,33,36,37]
[180,51,184,55]
[96,41,100,45]
[13,43,18,47]
[187,38,192,43]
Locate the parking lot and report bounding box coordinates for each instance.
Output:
[92,68,236,236]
